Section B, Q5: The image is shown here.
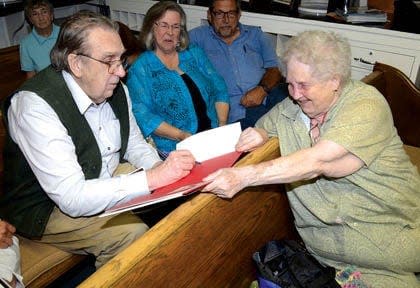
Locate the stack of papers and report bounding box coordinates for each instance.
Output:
[338,8,387,23]
[101,123,242,217]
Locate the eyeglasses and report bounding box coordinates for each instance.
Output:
[211,10,239,19]
[154,22,182,32]
[76,53,128,74]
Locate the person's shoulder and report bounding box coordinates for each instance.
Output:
[52,24,60,34]
[340,80,389,113]
[189,24,211,35]
[129,50,157,73]
[189,25,212,41]
[133,51,153,64]
[241,23,263,33]
[20,31,35,45]
[187,44,202,53]
[345,80,384,102]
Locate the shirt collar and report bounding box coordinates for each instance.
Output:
[62,70,98,114]
[32,24,58,44]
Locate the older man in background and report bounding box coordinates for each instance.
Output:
[189,0,288,129]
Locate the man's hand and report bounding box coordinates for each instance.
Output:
[0,220,16,249]
[147,150,196,190]
[235,127,269,152]
[240,86,267,107]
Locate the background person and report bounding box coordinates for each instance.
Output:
[20,0,60,79]
[116,21,143,69]
[0,220,23,288]
[203,30,420,286]
[127,1,229,153]
[0,11,195,269]
[189,0,288,129]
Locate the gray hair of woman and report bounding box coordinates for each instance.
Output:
[139,1,189,52]
[283,30,352,86]
[50,11,119,72]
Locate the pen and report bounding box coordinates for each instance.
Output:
[156,149,201,164]
[156,149,169,160]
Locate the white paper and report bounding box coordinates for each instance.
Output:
[176,122,241,162]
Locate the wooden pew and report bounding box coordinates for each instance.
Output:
[362,62,420,170]
[0,45,26,102]
[80,137,298,288]
[0,45,88,288]
[80,62,420,288]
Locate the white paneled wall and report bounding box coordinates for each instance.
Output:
[108,0,420,86]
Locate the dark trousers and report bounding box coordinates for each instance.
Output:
[240,83,289,130]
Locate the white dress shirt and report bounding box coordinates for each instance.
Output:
[7,71,161,217]
[0,236,24,288]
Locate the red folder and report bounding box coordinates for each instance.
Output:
[101,151,241,217]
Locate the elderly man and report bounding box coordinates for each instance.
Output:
[20,0,60,79]
[0,11,195,269]
[203,30,420,286]
[189,0,288,129]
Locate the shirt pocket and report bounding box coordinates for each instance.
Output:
[99,118,121,155]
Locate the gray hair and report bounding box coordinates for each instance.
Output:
[139,1,189,52]
[283,30,351,85]
[50,11,119,72]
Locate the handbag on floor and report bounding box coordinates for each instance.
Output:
[252,240,340,288]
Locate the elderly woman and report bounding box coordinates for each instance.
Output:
[203,30,420,287]
[127,1,229,153]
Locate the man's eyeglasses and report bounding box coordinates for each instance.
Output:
[211,10,239,19]
[76,53,128,74]
[154,22,182,32]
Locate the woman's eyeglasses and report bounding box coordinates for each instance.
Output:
[154,22,182,32]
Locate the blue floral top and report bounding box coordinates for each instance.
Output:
[127,45,229,152]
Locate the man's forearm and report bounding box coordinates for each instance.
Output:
[258,67,282,92]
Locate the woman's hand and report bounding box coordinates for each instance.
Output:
[235,127,269,152]
[202,166,253,198]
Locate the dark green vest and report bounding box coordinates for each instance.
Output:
[0,67,130,238]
